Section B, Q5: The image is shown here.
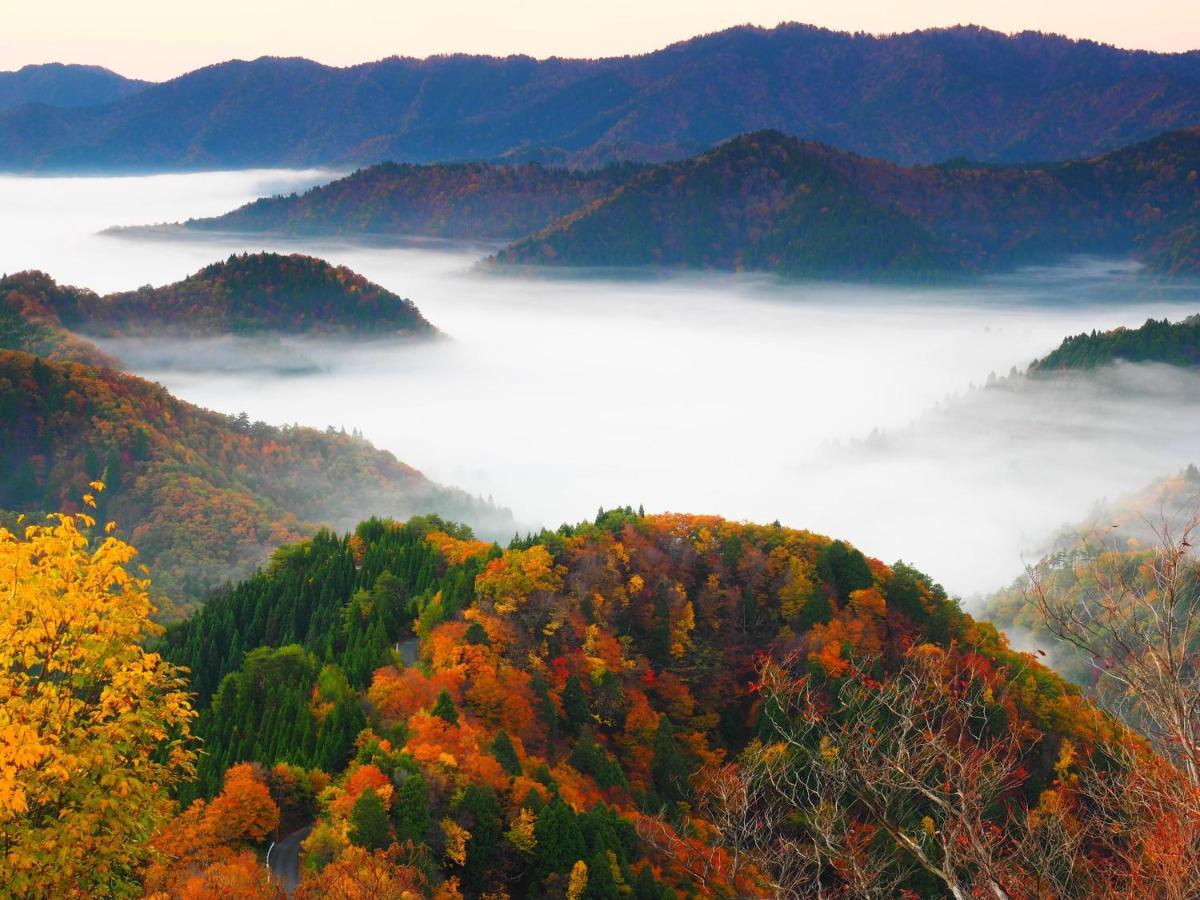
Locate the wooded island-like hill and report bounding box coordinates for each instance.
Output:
[1,252,436,340]
[187,128,1200,278]
[5,25,1200,172]
[186,162,640,239]
[493,128,1200,277]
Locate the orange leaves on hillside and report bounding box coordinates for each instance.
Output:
[206,762,281,843]
[330,764,393,819]
[145,763,281,897]
[295,845,427,899]
[172,851,281,900]
[367,667,451,729]
[426,530,492,565]
[405,714,510,794]
[806,587,891,677]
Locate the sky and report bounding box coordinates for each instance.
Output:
[1,0,1197,81]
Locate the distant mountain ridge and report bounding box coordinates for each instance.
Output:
[0,63,147,112]
[491,128,1200,276]
[5,24,1200,172]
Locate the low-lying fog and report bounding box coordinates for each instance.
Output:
[3,170,1200,600]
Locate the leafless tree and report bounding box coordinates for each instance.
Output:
[704,647,1092,899]
[1027,508,1200,788]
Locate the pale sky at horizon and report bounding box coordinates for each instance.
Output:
[1,0,1196,81]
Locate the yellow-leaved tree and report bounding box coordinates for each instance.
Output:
[0,487,196,896]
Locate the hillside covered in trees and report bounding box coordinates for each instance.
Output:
[186,162,639,240]
[2,253,437,339]
[136,506,1200,897]
[491,127,1200,277]
[1029,315,1200,372]
[4,25,1200,172]
[985,465,1200,665]
[0,350,510,611]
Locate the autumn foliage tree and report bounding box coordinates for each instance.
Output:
[0,493,196,896]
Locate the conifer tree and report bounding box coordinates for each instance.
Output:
[491,729,522,776]
[348,788,391,851]
[393,772,431,845]
[431,689,459,725]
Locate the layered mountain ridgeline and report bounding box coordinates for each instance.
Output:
[0,350,511,612]
[5,25,1200,172]
[150,507,1156,897]
[1029,315,1200,372]
[0,63,147,112]
[492,128,1200,277]
[3,252,437,339]
[186,161,640,239]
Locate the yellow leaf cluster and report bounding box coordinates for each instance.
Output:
[0,504,196,895]
[442,817,471,866]
[475,545,565,615]
[567,859,589,900]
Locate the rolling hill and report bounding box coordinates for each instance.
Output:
[491,128,1200,277]
[4,24,1200,172]
[186,161,639,239]
[0,349,511,611]
[152,506,1140,897]
[0,252,437,340]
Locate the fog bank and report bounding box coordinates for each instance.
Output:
[3,170,1200,598]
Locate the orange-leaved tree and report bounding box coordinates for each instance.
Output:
[0,488,197,896]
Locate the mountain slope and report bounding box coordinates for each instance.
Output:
[4,25,1200,171]
[185,161,639,239]
[492,128,1200,276]
[157,507,1136,896]
[0,63,147,112]
[0,350,510,610]
[1,253,437,339]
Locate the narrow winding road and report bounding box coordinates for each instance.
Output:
[266,640,417,893]
[267,824,312,895]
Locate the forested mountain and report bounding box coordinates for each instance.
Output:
[1,253,436,339]
[5,24,1200,172]
[0,350,510,610]
[0,63,147,112]
[1029,315,1200,372]
[187,161,640,239]
[0,273,118,366]
[492,128,1200,277]
[137,506,1189,897]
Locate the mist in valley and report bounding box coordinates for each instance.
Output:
[4,171,1200,601]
